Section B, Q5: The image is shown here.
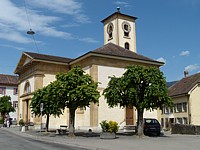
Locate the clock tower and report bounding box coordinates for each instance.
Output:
[101,8,137,53]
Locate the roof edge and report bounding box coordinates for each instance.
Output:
[101,12,137,23]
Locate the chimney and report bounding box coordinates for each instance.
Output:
[184,70,189,77]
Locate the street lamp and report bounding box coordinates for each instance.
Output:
[27,29,35,35]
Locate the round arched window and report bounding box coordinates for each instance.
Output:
[125,42,130,50]
[24,81,31,94]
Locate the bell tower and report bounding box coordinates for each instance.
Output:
[101,7,137,53]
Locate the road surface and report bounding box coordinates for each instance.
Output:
[0,129,88,150]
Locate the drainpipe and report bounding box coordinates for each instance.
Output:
[187,94,191,125]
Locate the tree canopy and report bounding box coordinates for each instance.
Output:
[103,65,172,136]
[30,81,64,131]
[0,95,15,118]
[54,66,100,136]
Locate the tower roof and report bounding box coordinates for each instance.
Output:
[101,11,137,23]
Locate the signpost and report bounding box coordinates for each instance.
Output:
[40,103,43,133]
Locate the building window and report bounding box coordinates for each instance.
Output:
[177,118,182,124]
[13,101,18,108]
[161,118,164,127]
[107,23,113,39]
[122,21,131,37]
[125,42,130,50]
[13,88,18,95]
[0,87,6,95]
[165,106,169,114]
[182,102,187,112]
[165,118,169,128]
[24,82,31,94]
[76,107,84,114]
[174,104,176,113]
[170,106,173,113]
[176,103,182,112]
[161,106,165,114]
[183,117,188,124]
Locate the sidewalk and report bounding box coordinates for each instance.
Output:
[1,126,170,150]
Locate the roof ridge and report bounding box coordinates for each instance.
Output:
[0,74,18,77]
[24,51,73,60]
[168,72,200,96]
[91,43,162,64]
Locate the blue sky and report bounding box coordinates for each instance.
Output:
[0,0,200,82]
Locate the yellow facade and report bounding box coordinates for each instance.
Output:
[161,83,200,130]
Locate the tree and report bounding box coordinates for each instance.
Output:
[0,96,15,119]
[54,66,100,136]
[30,81,65,131]
[103,65,172,137]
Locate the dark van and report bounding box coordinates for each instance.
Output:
[143,118,161,136]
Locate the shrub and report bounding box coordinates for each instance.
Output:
[100,120,109,132]
[19,119,25,126]
[0,117,3,124]
[100,120,119,133]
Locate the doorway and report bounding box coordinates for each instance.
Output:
[126,106,134,125]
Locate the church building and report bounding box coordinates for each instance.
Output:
[15,9,163,130]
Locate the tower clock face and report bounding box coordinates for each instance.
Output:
[107,23,114,34]
[122,21,131,32]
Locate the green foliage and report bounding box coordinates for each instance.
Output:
[0,117,4,124]
[108,121,119,133]
[103,65,173,110]
[0,96,15,117]
[31,81,65,131]
[31,81,64,117]
[53,66,100,135]
[103,65,173,136]
[32,66,100,134]
[100,120,109,132]
[19,119,25,126]
[100,120,119,133]
[55,66,100,110]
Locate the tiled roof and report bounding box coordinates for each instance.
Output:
[101,12,137,23]
[168,73,200,97]
[91,43,163,65]
[25,52,73,63]
[0,74,18,86]
[166,81,177,88]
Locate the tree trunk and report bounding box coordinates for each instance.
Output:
[46,114,49,132]
[137,108,144,137]
[68,109,75,137]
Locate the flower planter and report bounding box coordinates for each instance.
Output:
[100,132,116,139]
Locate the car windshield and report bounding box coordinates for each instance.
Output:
[145,119,159,124]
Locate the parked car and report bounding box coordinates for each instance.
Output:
[143,118,161,136]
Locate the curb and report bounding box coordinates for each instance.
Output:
[0,127,106,150]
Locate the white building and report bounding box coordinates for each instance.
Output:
[0,74,18,121]
[15,9,163,130]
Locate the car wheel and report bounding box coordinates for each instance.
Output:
[157,132,160,136]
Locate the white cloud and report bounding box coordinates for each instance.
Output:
[180,50,190,56]
[114,1,130,7]
[0,44,25,51]
[61,23,80,28]
[156,57,166,64]
[29,0,90,23]
[0,0,92,44]
[185,64,200,72]
[40,27,74,39]
[79,37,99,43]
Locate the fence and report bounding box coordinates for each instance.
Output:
[171,124,200,135]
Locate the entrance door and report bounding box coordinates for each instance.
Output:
[24,99,30,123]
[126,106,134,125]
